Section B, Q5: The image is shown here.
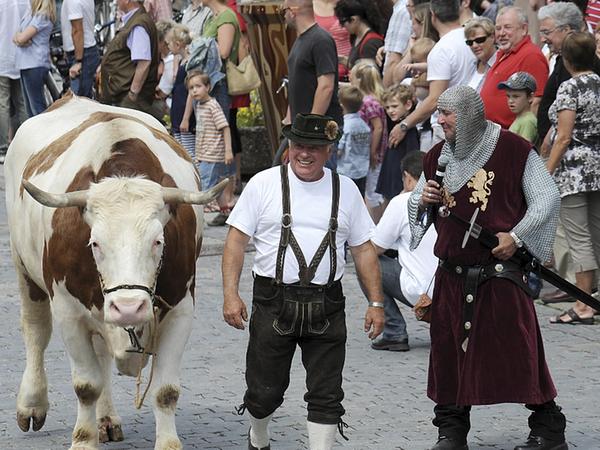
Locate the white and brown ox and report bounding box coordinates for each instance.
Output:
[5,94,225,450]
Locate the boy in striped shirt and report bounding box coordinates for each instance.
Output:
[187,70,234,226]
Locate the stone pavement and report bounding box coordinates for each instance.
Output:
[1,166,599,450]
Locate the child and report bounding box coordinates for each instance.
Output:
[186,70,234,226]
[407,38,435,152]
[13,0,56,117]
[497,71,538,144]
[154,20,176,121]
[337,85,371,197]
[166,24,196,159]
[377,83,420,204]
[350,60,388,222]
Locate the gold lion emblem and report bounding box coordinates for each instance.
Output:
[467,169,495,211]
[325,121,339,140]
[442,187,456,209]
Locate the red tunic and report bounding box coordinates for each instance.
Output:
[424,130,557,406]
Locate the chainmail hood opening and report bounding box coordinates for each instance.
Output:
[436,85,501,193]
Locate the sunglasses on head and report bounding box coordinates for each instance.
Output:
[465,36,489,46]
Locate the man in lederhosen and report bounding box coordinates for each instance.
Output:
[411,85,567,450]
[222,113,384,450]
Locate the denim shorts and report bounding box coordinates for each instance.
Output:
[199,160,235,190]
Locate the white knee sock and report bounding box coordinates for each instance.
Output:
[249,412,272,448]
[307,421,337,450]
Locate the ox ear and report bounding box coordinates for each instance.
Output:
[22,179,88,208]
[161,178,229,205]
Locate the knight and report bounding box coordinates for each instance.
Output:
[408,85,567,450]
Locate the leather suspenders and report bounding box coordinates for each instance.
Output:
[275,165,340,286]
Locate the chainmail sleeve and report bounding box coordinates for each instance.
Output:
[408,174,432,250]
[511,150,561,263]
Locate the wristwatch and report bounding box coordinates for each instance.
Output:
[399,121,409,132]
[75,58,83,63]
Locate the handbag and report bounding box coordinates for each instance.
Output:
[413,293,432,323]
[225,55,261,96]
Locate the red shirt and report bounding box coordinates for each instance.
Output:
[480,36,548,128]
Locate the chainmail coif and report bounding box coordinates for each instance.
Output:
[437,85,501,193]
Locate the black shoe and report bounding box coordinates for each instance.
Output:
[248,429,270,450]
[514,435,568,450]
[371,337,409,351]
[429,436,468,450]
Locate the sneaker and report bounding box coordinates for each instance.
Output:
[207,212,228,227]
[371,337,409,352]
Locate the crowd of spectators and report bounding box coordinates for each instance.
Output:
[1,0,599,321]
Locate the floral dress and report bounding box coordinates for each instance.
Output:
[548,73,600,197]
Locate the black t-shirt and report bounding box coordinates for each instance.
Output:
[348,31,384,69]
[287,24,343,126]
[537,55,600,142]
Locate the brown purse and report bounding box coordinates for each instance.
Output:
[413,293,432,323]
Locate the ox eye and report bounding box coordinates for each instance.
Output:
[91,241,99,249]
[154,240,163,247]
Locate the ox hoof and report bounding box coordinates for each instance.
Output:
[98,418,124,443]
[155,436,183,450]
[16,409,47,432]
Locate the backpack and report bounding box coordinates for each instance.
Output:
[185,36,225,88]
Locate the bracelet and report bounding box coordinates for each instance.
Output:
[75,59,83,63]
[368,301,384,308]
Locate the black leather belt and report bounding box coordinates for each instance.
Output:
[439,259,534,350]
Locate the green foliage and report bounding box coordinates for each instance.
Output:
[236,90,265,127]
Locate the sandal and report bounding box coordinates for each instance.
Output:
[549,308,594,325]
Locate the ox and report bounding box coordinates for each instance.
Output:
[5,94,225,450]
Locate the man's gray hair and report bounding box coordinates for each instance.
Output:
[538,2,583,31]
[430,0,460,24]
[496,5,528,25]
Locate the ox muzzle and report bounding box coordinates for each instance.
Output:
[104,284,155,327]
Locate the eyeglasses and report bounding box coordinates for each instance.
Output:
[539,26,562,37]
[339,17,352,25]
[465,35,489,46]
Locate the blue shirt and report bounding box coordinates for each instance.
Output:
[337,112,371,179]
[15,11,53,70]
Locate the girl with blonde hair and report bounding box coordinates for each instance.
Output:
[350,60,388,221]
[13,0,56,116]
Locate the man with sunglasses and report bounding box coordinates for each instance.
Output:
[479,6,548,129]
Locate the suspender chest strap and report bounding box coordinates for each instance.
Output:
[275,165,341,286]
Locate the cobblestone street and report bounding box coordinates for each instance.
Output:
[0,166,598,450]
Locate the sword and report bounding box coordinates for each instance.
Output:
[444,207,600,311]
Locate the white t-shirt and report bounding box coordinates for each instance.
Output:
[227,166,375,285]
[427,27,477,88]
[158,53,175,95]
[371,191,438,303]
[61,0,97,51]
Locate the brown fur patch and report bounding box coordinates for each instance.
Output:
[42,165,102,309]
[155,385,180,412]
[23,273,47,302]
[21,109,191,196]
[72,426,93,443]
[45,91,74,112]
[42,140,198,314]
[74,383,100,405]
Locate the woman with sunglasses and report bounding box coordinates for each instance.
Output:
[334,0,384,70]
[464,17,497,92]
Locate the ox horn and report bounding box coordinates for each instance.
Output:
[22,179,88,208]
[161,178,229,205]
